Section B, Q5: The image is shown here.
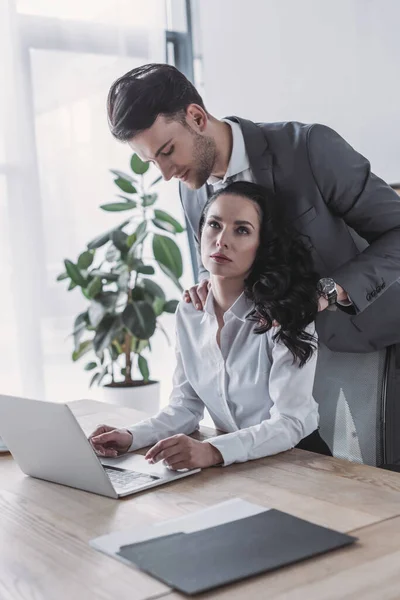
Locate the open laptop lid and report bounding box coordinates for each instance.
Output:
[0,394,117,497]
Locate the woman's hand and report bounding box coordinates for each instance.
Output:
[145,434,223,470]
[89,424,133,457]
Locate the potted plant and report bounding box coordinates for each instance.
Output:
[57,154,185,412]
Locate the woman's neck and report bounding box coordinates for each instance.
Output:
[210,276,245,315]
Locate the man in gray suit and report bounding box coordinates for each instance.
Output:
[107,63,400,353]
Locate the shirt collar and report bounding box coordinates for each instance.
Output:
[201,288,253,324]
[207,119,250,187]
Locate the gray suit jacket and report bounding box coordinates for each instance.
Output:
[179,118,400,353]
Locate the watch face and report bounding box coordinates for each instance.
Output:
[319,278,336,295]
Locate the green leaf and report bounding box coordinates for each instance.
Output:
[114,178,137,194]
[127,233,136,248]
[153,296,165,316]
[105,244,120,262]
[163,299,179,313]
[88,292,118,327]
[138,355,150,382]
[137,264,155,275]
[72,339,93,361]
[131,286,145,301]
[116,194,136,203]
[135,221,147,238]
[154,209,184,233]
[64,259,87,287]
[142,193,157,207]
[109,343,120,361]
[87,220,129,250]
[122,301,156,340]
[73,312,88,352]
[56,272,68,281]
[90,270,119,282]
[77,251,94,270]
[131,336,149,354]
[89,372,100,388]
[86,276,102,299]
[96,291,119,310]
[84,362,97,371]
[150,175,163,187]
[110,169,136,182]
[68,281,77,291]
[93,315,122,355]
[97,366,109,386]
[127,222,148,263]
[152,219,175,234]
[142,278,166,301]
[100,201,137,212]
[152,234,183,279]
[130,154,149,175]
[159,263,184,292]
[111,230,128,252]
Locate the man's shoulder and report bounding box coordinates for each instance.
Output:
[256,120,315,144]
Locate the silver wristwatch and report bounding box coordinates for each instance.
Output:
[317,277,338,310]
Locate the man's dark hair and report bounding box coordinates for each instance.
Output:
[107,63,206,141]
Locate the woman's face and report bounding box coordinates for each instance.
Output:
[201,193,261,280]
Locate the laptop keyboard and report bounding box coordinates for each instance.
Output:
[104,466,160,491]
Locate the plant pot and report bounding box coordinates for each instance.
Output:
[102,380,160,415]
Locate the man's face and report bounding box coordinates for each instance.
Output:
[128,110,216,190]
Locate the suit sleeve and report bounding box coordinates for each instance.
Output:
[307,124,400,314]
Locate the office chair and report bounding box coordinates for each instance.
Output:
[313,343,400,468]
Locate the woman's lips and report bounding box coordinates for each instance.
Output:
[210,254,232,263]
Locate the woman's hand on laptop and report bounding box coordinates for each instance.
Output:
[89,424,133,457]
[145,434,223,469]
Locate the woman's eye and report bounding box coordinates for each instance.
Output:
[208,220,220,229]
[237,226,250,235]
[161,146,174,157]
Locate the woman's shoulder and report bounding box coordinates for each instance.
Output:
[175,298,205,324]
[266,320,318,344]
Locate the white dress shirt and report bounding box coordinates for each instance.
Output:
[207,119,254,190]
[128,291,319,466]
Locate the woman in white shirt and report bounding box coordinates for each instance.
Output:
[90,181,331,467]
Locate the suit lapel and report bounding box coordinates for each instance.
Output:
[224,116,275,193]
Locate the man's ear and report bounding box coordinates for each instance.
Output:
[186,104,208,132]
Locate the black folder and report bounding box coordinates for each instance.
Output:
[117,509,357,595]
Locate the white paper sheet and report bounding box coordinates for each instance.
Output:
[90,498,269,557]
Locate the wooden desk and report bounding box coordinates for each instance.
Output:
[1,399,400,600]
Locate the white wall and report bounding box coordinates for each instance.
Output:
[195,0,400,182]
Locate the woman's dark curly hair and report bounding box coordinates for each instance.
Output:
[199,181,320,367]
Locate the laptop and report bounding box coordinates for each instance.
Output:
[0,394,201,498]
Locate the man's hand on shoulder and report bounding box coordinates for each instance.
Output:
[183,279,210,311]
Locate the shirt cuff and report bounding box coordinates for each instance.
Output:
[207,434,248,467]
[336,293,353,307]
[126,423,157,452]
